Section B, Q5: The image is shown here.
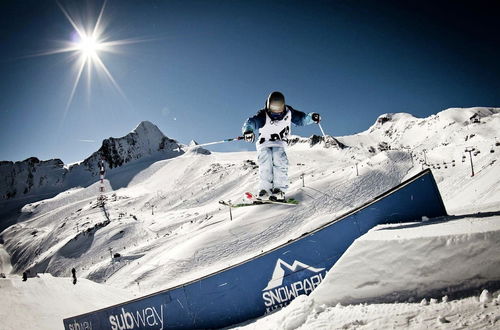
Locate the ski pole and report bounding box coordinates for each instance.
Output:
[194,136,244,148]
[175,136,244,151]
[318,122,327,139]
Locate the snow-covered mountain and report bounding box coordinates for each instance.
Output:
[0,157,67,200]
[0,107,499,329]
[0,121,182,231]
[0,121,181,201]
[340,107,499,156]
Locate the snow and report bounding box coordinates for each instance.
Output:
[0,107,499,329]
[309,215,500,307]
[0,273,134,330]
[235,292,500,330]
[233,212,500,329]
[0,244,12,274]
[480,289,493,303]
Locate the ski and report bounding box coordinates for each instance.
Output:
[218,199,298,208]
[218,193,298,208]
[219,200,258,208]
[245,191,299,205]
[260,198,299,205]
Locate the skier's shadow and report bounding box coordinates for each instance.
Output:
[378,209,500,231]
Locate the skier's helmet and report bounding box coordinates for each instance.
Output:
[266,91,285,113]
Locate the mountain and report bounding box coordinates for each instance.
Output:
[339,107,500,157]
[90,121,180,171]
[0,121,181,202]
[0,158,66,200]
[187,140,211,155]
[263,258,325,291]
[288,134,346,149]
[0,107,499,329]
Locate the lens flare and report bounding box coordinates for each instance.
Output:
[27,1,146,117]
[56,0,132,113]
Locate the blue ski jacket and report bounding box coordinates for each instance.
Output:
[242,105,315,134]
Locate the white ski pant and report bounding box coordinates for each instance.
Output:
[257,146,289,192]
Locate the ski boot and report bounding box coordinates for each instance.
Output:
[258,189,270,200]
[269,188,285,202]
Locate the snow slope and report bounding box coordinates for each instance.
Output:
[236,289,500,330]
[0,107,499,329]
[0,273,134,330]
[1,148,415,291]
[0,244,12,274]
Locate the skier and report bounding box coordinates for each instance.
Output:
[71,267,77,285]
[242,91,321,201]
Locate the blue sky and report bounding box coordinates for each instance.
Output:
[1,0,499,163]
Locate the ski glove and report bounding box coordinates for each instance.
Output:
[312,113,321,123]
[244,130,255,143]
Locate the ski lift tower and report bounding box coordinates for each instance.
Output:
[464,147,475,177]
[98,159,106,205]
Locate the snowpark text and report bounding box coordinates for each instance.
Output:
[262,271,327,312]
[262,258,327,312]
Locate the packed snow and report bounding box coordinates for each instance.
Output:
[235,290,500,330]
[0,273,134,329]
[0,107,499,329]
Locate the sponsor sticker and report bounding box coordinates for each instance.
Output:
[108,304,165,330]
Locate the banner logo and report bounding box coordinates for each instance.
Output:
[262,258,326,313]
[108,304,165,330]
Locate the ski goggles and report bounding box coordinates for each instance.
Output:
[269,102,285,113]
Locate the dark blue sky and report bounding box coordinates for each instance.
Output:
[1,0,499,163]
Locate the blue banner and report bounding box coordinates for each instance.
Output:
[64,169,447,329]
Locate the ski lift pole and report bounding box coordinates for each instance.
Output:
[465,147,475,177]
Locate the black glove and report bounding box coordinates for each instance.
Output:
[312,113,321,123]
[244,130,255,143]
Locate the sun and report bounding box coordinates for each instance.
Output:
[55,1,131,112]
[29,1,144,115]
[77,34,101,59]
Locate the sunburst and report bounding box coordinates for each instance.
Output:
[59,0,131,113]
[31,1,142,116]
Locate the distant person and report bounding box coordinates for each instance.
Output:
[71,267,77,285]
[22,271,27,281]
[242,91,321,201]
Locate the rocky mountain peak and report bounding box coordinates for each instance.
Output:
[132,121,164,139]
[1,121,182,202]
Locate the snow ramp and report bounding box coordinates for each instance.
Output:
[63,169,447,330]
